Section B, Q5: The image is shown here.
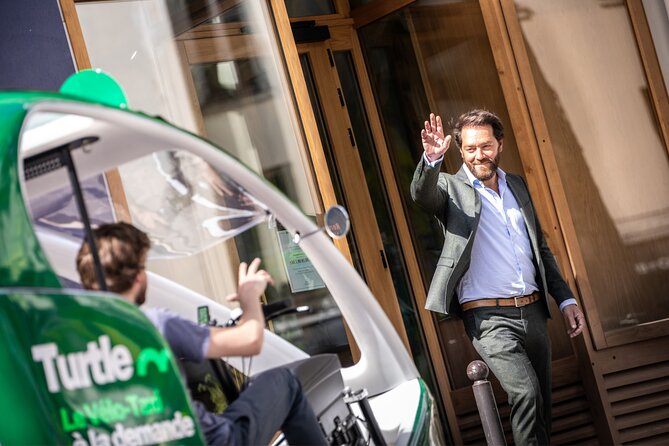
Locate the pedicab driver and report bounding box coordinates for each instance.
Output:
[76,222,327,445]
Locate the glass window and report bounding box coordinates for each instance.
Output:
[76,0,201,132]
[516,0,669,340]
[74,1,354,363]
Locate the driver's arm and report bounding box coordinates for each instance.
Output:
[206,258,271,358]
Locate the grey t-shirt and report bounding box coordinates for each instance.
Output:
[142,307,211,362]
[143,307,235,444]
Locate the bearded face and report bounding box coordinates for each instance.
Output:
[459,125,503,183]
[465,151,501,181]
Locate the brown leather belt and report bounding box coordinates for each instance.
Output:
[461,292,541,312]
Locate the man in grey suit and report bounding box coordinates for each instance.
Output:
[411,110,585,445]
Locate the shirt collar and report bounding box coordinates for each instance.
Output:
[462,163,507,190]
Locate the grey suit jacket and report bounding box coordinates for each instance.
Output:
[410,158,575,317]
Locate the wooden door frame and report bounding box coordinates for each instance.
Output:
[329,22,462,443]
[296,40,412,350]
[347,0,609,442]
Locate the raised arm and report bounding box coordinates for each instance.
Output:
[411,113,452,213]
[206,258,272,357]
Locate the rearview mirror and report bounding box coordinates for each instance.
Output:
[324,205,350,239]
[292,205,350,243]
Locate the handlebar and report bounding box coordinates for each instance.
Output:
[225,299,310,327]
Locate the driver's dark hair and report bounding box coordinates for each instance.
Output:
[76,222,150,293]
[453,109,504,148]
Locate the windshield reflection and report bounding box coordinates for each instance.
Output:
[120,150,268,258]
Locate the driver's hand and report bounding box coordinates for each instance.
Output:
[235,258,273,309]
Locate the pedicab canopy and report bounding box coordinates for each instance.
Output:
[0,71,205,445]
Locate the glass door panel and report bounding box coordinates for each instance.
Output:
[515,0,669,345]
[357,0,574,389]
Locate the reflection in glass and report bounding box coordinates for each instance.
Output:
[117,149,353,365]
[29,174,113,241]
[516,0,669,336]
[191,60,314,215]
[119,150,267,258]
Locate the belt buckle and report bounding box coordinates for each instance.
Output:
[514,296,524,307]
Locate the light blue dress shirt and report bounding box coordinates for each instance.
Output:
[457,165,539,302]
[423,155,576,310]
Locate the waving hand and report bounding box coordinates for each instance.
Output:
[421,113,451,162]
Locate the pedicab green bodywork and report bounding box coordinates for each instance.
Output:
[0,71,442,446]
[0,75,205,445]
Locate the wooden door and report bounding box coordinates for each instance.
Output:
[295,40,411,348]
[348,0,603,443]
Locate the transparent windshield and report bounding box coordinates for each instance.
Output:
[25,143,354,367]
[128,151,352,365]
[118,150,267,258]
[28,149,268,259]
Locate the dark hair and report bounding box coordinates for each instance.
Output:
[453,109,504,148]
[76,222,150,293]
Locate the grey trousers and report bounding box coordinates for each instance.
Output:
[463,302,552,446]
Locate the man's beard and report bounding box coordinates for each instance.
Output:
[466,154,500,181]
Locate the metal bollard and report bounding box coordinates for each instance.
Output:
[467,360,506,446]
